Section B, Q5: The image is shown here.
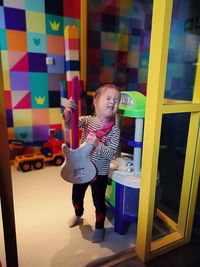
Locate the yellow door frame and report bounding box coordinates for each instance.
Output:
[136,0,200,262]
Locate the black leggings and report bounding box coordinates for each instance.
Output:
[72,175,108,229]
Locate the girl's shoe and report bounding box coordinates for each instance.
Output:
[68,215,82,227]
[92,228,105,243]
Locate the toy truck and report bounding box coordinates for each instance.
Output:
[14,152,64,172]
[13,136,65,172]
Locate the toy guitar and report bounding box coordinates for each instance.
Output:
[61,142,96,184]
[60,76,96,184]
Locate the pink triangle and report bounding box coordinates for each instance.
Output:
[8,52,26,69]
[14,92,31,109]
[11,54,29,72]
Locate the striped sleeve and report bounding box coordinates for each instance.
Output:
[96,126,120,160]
[63,114,92,129]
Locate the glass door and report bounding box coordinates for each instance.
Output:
[136,0,200,261]
[81,0,200,262]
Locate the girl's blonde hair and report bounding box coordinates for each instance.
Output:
[93,84,121,102]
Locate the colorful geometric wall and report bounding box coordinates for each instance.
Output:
[87,0,200,100]
[87,0,152,94]
[1,0,199,147]
[0,0,80,146]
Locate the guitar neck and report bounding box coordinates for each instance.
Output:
[64,26,82,149]
[71,109,79,149]
[71,76,82,149]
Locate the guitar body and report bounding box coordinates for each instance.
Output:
[61,143,96,184]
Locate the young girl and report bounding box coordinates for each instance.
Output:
[63,84,121,243]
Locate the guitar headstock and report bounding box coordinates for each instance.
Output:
[72,76,82,102]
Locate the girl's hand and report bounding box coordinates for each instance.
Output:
[85,133,101,149]
[65,97,77,112]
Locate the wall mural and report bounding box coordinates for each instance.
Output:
[0,0,80,148]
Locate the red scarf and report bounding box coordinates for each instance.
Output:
[91,121,115,138]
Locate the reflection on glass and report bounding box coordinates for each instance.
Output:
[164,0,200,101]
[152,113,190,241]
[87,0,153,92]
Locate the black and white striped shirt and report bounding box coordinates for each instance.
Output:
[64,115,120,175]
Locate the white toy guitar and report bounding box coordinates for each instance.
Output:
[61,142,96,184]
[60,76,96,184]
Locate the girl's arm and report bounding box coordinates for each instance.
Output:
[63,98,77,129]
[63,105,90,130]
[91,128,120,160]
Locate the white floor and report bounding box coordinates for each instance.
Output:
[1,165,136,267]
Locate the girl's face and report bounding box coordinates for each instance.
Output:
[94,88,120,119]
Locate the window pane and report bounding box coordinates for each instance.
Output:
[152,113,190,241]
[87,0,153,92]
[164,0,200,101]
